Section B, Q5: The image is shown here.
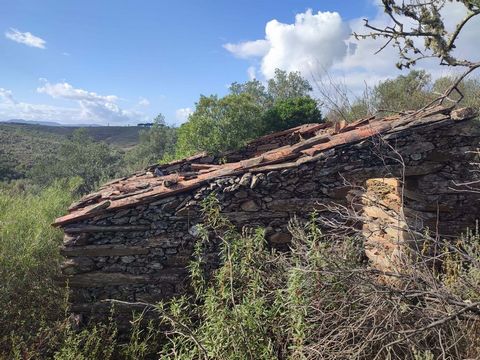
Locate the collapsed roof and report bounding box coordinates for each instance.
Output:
[53,106,478,227]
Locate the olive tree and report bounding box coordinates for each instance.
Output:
[355,0,480,105]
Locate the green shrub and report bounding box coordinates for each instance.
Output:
[156,198,342,359]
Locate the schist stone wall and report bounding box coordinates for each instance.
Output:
[57,108,480,321]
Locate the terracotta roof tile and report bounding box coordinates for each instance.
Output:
[53,106,476,227]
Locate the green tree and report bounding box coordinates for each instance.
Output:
[174,70,322,156]
[230,69,313,104]
[267,69,313,100]
[261,97,322,133]
[176,93,264,157]
[229,79,272,109]
[124,113,178,171]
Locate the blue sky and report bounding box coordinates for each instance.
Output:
[0,0,477,125]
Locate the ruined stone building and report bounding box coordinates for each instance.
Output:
[54,106,480,319]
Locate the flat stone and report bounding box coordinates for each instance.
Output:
[295,182,316,193]
[404,162,444,176]
[267,198,327,212]
[268,232,291,244]
[121,256,136,264]
[250,174,265,189]
[239,173,252,187]
[234,190,248,199]
[240,199,260,212]
[63,233,90,246]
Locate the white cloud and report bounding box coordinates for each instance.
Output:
[0,88,16,104]
[0,87,82,124]
[0,82,149,125]
[5,28,46,49]
[224,4,480,97]
[138,97,150,106]
[35,81,145,124]
[175,107,193,124]
[0,79,149,125]
[224,9,350,79]
[37,81,118,103]
[223,39,270,59]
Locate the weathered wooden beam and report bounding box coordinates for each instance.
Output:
[63,269,188,288]
[60,245,149,257]
[64,225,150,233]
[66,272,149,287]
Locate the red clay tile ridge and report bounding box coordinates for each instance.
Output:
[53,106,477,227]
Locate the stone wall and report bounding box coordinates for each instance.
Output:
[58,112,480,321]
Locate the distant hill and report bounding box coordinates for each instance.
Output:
[1,119,102,127]
[0,122,144,181]
[0,122,143,148]
[2,119,66,126]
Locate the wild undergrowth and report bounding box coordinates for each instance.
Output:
[1,189,479,359]
[155,195,480,359]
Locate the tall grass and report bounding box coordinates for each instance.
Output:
[0,179,164,359]
[0,179,79,353]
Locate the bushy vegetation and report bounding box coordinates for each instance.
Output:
[176,93,265,156]
[2,190,478,359]
[152,197,480,359]
[0,180,165,359]
[262,96,322,133]
[0,124,67,181]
